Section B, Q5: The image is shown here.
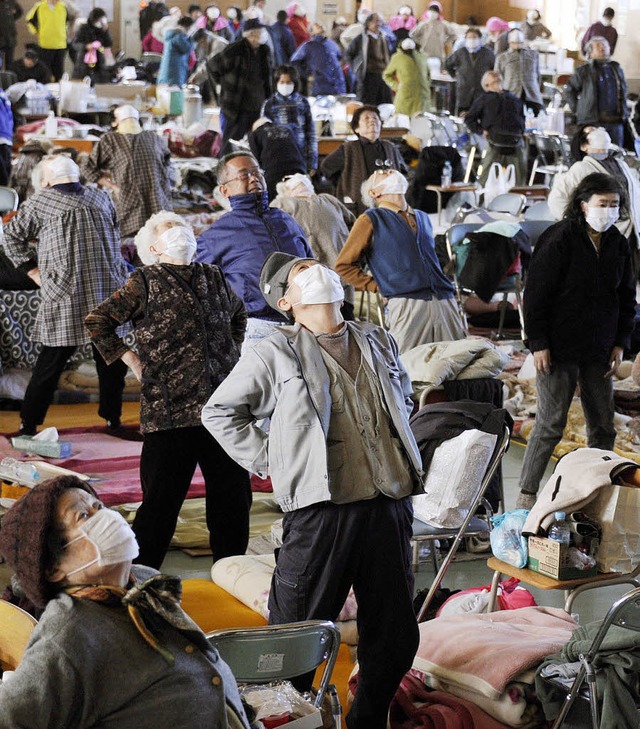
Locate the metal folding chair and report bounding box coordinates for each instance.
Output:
[524,200,553,220]
[544,586,640,729]
[486,192,527,216]
[413,424,511,621]
[0,186,19,215]
[518,219,555,249]
[207,620,342,725]
[528,132,570,186]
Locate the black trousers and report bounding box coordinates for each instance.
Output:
[133,425,252,569]
[0,144,11,186]
[0,46,14,70]
[37,47,65,81]
[268,496,419,729]
[361,72,393,106]
[21,344,126,431]
[220,110,261,156]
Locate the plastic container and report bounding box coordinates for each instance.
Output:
[44,111,58,138]
[548,511,571,545]
[441,160,452,188]
[0,457,41,485]
[182,85,202,127]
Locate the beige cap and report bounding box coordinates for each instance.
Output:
[44,155,80,185]
[114,104,140,123]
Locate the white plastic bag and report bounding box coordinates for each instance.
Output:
[412,429,497,528]
[483,162,516,205]
[59,74,92,113]
[490,509,529,568]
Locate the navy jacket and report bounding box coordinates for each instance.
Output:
[196,191,313,320]
[0,90,13,140]
[269,20,296,65]
[291,35,346,95]
[524,217,636,364]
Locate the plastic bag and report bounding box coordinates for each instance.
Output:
[490,509,529,568]
[483,162,516,205]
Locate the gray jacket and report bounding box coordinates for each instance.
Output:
[494,48,542,107]
[564,59,629,125]
[202,320,424,511]
[444,46,495,112]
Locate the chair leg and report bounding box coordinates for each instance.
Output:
[487,569,502,612]
[528,158,539,186]
[550,664,588,729]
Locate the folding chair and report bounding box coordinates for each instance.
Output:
[528,132,570,186]
[544,586,640,729]
[486,192,527,216]
[519,219,555,249]
[413,424,511,621]
[524,200,553,220]
[446,222,525,340]
[0,186,19,214]
[207,620,342,725]
[0,600,37,672]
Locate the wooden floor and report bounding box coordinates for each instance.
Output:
[0,402,141,435]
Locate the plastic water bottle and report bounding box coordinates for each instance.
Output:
[548,511,571,545]
[0,457,41,484]
[44,111,57,138]
[441,160,452,188]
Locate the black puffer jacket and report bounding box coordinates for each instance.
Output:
[524,218,636,364]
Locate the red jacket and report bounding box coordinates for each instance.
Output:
[288,15,310,47]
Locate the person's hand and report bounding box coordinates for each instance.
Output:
[121,350,143,381]
[605,346,624,378]
[27,267,41,287]
[533,349,551,375]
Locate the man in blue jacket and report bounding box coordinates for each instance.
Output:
[269,9,295,65]
[196,152,313,350]
[291,21,346,95]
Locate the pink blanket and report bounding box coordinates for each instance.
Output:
[1,428,206,506]
[412,606,577,700]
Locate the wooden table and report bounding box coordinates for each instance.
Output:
[317,127,410,156]
[426,182,480,225]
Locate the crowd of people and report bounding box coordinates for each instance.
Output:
[0,2,640,728]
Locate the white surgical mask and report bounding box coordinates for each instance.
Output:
[284,173,314,197]
[206,7,220,19]
[427,10,439,20]
[585,205,619,232]
[277,82,295,96]
[292,265,344,306]
[371,170,409,196]
[65,508,139,577]
[466,38,480,51]
[157,226,197,263]
[527,11,537,22]
[587,128,611,151]
[590,152,609,161]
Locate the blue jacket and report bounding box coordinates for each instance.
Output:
[269,20,296,65]
[364,208,455,300]
[157,29,194,86]
[261,91,317,170]
[196,191,313,320]
[0,90,13,141]
[291,35,346,95]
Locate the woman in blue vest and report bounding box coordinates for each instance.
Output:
[335,169,465,352]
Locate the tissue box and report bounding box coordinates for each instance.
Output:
[11,436,72,459]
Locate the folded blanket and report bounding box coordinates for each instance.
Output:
[210,554,359,644]
[412,606,577,700]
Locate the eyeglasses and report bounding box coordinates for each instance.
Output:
[223,167,265,185]
[374,159,394,170]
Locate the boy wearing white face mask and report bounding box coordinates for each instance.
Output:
[516,172,636,510]
[261,64,317,175]
[86,211,252,570]
[203,253,424,729]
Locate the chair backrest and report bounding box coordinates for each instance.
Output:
[0,186,19,214]
[524,201,553,220]
[0,600,38,671]
[446,222,483,250]
[207,620,341,708]
[519,219,555,248]
[140,52,162,64]
[486,193,527,216]
[0,71,17,90]
[585,587,640,662]
[533,132,564,164]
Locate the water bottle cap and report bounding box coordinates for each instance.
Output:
[554,511,566,520]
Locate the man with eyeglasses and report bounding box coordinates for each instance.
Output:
[196,152,313,351]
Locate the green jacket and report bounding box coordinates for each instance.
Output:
[383,49,432,116]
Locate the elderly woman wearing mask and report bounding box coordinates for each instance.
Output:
[271,173,356,316]
[0,475,252,729]
[548,125,640,251]
[335,169,465,352]
[85,212,251,571]
[516,173,636,510]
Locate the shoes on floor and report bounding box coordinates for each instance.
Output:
[105,423,144,442]
[515,490,537,511]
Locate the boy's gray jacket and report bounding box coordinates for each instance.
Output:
[202,320,425,511]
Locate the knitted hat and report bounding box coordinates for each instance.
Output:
[243,16,264,31]
[0,476,98,609]
[114,104,140,123]
[259,252,314,315]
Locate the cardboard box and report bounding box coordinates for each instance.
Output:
[528,536,598,580]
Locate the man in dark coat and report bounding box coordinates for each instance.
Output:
[207,17,272,154]
[0,0,22,68]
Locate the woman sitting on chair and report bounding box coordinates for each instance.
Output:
[0,476,252,729]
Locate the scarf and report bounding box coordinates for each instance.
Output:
[66,573,208,665]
